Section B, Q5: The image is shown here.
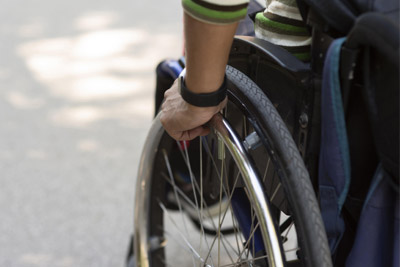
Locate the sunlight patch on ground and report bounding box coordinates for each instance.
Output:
[50,106,104,127]
[26,149,48,160]
[49,96,153,128]
[77,139,100,152]
[20,253,51,266]
[0,68,10,79]
[16,23,181,127]
[74,11,118,31]
[71,29,147,59]
[54,75,144,101]
[6,91,45,109]
[18,29,177,79]
[18,19,46,38]
[20,253,74,267]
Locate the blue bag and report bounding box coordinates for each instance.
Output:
[318,11,399,265]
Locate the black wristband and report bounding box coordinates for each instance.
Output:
[179,70,227,107]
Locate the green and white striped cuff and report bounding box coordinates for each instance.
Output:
[255,12,309,36]
[182,0,249,25]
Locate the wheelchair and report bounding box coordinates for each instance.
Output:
[127,1,399,267]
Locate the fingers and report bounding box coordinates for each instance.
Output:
[159,80,227,141]
[162,125,209,141]
[179,125,210,141]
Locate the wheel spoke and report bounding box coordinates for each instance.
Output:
[262,156,271,183]
[162,150,191,238]
[162,149,206,267]
[182,141,202,223]
[284,222,294,244]
[199,137,205,259]
[162,170,239,264]
[236,221,260,263]
[217,144,225,266]
[270,182,282,202]
[173,139,245,266]
[159,203,204,263]
[182,140,217,266]
[202,168,244,264]
[220,254,269,267]
[230,203,244,257]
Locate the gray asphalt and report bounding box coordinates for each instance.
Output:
[0,1,182,266]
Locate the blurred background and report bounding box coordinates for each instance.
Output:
[0,0,182,266]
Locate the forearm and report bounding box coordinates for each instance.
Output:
[159,8,242,141]
[184,13,238,94]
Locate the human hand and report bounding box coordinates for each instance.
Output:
[159,80,227,141]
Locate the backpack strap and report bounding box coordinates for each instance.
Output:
[318,37,350,253]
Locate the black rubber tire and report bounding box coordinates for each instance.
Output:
[225,65,332,267]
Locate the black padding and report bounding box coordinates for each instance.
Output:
[346,12,399,66]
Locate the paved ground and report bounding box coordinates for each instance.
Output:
[0,1,182,266]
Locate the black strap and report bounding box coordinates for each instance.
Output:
[179,72,227,107]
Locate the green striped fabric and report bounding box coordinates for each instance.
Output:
[254,0,311,62]
[274,0,297,7]
[255,13,309,35]
[182,0,249,24]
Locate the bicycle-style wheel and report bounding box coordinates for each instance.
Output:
[132,66,332,267]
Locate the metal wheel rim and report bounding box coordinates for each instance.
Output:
[134,113,285,267]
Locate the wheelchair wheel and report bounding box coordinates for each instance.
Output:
[133,66,332,267]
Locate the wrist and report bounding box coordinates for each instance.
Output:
[185,71,225,93]
[179,69,227,107]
